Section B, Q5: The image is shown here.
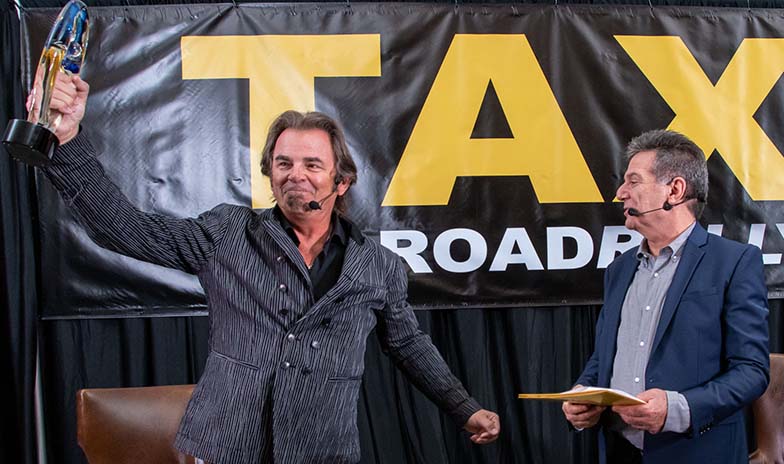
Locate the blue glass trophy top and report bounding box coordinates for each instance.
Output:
[46,0,90,74]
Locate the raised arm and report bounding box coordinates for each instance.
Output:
[38,74,226,274]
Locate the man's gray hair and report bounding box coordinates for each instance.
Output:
[625,129,708,218]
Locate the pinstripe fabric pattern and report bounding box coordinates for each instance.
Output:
[45,133,482,464]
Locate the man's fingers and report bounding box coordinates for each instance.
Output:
[613,404,647,418]
[73,75,90,93]
[470,431,496,444]
[563,402,593,414]
[564,403,605,429]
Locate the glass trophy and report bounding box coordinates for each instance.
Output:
[2,0,89,166]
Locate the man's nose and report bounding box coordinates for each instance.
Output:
[287,164,306,181]
[616,182,628,200]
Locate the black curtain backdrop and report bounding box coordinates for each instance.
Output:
[35,304,784,464]
[1,1,38,464]
[2,1,783,464]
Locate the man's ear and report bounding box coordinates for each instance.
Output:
[669,176,688,201]
[336,177,351,196]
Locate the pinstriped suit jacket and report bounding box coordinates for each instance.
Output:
[46,133,482,463]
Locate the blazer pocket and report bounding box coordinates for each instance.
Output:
[211,349,259,371]
[327,374,362,383]
[680,286,720,301]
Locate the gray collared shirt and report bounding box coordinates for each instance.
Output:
[609,222,696,449]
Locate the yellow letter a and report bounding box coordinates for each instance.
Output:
[382,34,602,206]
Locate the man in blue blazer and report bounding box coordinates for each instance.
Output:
[563,130,769,463]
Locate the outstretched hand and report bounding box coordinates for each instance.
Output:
[463,409,500,444]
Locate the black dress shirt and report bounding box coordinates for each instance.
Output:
[274,206,349,301]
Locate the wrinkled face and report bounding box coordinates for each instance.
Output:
[616,150,670,231]
[270,128,347,216]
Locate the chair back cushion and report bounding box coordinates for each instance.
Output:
[76,384,196,464]
[749,353,784,464]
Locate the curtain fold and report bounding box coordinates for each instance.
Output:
[1,2,39,463]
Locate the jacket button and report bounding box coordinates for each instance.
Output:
[280,308,289,316]
[311,340,321,349]
[287,333,296,342]
[302,367,312,376]
[281,361,291,369]
[276,255,285,263]
[321,318,331,327]
[278,284,287,292]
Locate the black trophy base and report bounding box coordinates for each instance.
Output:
[2,119,60,166]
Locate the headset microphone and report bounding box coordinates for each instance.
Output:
[306,176,343,211]
[627,199,686,217]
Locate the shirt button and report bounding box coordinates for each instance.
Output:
[654,272,659,277]
[639,341,645,347]
[672,256,678,261]
[645,305,651,311]
[278,284,287,292]
[287,333,296,342]
[634,377,640,383]
[276,255,285,263]
[311,340,321,349]
[281,361,291,369]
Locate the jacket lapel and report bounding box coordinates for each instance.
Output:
[257,210,312,285]
[317,235,375,306]
[649,224,708,356]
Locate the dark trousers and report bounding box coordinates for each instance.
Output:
[606,431,643,464]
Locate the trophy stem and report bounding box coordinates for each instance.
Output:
[38,46,66,128]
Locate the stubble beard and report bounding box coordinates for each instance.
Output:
[284,193,309,213]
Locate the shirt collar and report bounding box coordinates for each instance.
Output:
[273,205,349,247]
[636,221,696,262]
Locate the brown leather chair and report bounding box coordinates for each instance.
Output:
[76,384,198,464]
[750,353,784,464]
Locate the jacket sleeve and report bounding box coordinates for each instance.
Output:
[42,132,228,274]
[681,245,770,435]
[374,254,482,426]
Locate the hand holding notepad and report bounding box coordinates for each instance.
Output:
[518,385,646,406]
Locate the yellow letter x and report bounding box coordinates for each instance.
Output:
[617,36,784,201]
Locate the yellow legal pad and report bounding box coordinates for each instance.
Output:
[518,386,646,406]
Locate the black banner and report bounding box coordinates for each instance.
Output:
[20,3,784,317]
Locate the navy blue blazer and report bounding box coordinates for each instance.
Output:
[576,223,769,464]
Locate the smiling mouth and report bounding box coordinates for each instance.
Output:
[283,188,311,196]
